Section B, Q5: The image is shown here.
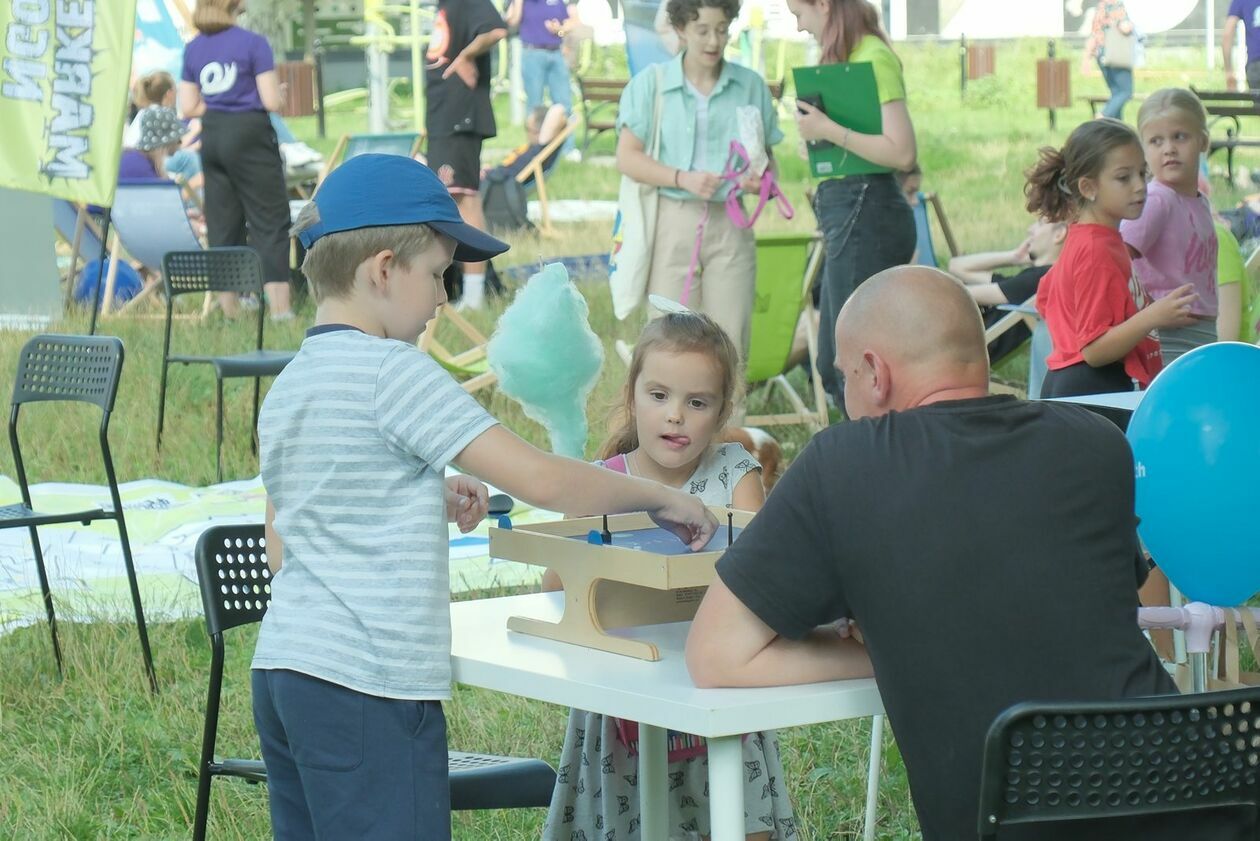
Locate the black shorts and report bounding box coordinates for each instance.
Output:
[426,134,483,195]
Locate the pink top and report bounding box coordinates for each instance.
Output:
[1119,180,1218,317]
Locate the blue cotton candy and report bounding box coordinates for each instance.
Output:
[487,263,604,457]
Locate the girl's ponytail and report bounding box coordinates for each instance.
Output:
[1024,146,1072,223]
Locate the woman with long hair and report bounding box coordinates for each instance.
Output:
[178,0,292,318]
[787,0,917,404]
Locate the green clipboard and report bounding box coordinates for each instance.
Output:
[792,62,890,179]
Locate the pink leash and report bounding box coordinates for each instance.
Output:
[679,141,794,306]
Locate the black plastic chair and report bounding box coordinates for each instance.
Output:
[978,687,1260,839]
[156,248,296,482]
[192,524,555,840]
[2,335,157,692]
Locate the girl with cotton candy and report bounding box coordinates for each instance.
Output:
[541,310,794,841]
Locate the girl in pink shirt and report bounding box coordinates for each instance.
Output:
[1120,88,1218,363]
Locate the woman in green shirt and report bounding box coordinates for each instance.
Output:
[615,0,783,359]
[788,0,917,404]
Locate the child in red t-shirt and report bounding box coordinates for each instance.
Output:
[1026,118,1198,397]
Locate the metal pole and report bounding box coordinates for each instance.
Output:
[1048,39,1057,130]
[410,0,423,133]
[314,38,326,139]
[367,21,390,132]
[1207,0,1216,71]
[87,208,111,336]
[960,34,967,97]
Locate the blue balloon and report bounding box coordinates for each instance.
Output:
[1127,343,1260,606]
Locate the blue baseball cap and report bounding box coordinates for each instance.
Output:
[297,154,510,262]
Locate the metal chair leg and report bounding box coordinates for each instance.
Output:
[215,377,225,483]
[250,377,261,456]
[115,518,158,694]
[155,360,170,450]
[27,524,63,676]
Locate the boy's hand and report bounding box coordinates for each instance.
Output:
[1012,238,1033,266]
[649,488,718,551]
[445,475,489,533]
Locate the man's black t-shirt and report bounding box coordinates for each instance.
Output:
[424,0,504,138]
[716,396,1221,840]
[985,264,1050,364]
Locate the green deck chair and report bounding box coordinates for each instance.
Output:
[744,232,829,432]
[419,306,498,394]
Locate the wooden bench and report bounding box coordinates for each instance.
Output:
[1081,93,1144,118]
[574,74,785,156]
[575,76,627,155]
[1192,87,1260,182]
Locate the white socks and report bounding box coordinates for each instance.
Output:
[461,272,486,309]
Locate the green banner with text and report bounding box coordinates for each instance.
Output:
[0,0,137,206]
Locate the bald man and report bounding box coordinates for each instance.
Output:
[686,267,1203,841]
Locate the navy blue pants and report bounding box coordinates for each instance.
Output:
[251,669,451,840]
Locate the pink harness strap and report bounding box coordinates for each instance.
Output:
[679,141,795,307]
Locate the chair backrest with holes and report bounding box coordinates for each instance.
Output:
[11,334,123,412]
[194,524,272,638]
[163,248,265,300]
[978,687,1260,837]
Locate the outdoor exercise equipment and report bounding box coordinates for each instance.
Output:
[354,0,429,133]
[1127,342,1260,608]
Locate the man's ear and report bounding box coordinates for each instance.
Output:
[866,350,893,407]
[1053,223,1068,244]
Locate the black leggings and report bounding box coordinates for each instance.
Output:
[200,110,290,285]
[1040,360,1135,398]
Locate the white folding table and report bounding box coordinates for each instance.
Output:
[450,592,885,841]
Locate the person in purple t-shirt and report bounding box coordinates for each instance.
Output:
[1224,0,1260,91]
[178,0,293,319]
[506,0,574,119]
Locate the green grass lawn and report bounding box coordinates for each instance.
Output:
[1,38,1255,840]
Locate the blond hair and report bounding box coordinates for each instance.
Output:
[290,202,438,303]
[1137,88,1209,139]
[132,70,175,108]
[599,312,742,460]
[193,0,242,34]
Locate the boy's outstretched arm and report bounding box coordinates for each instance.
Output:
[265,496,284,574]
[453,426,717,550]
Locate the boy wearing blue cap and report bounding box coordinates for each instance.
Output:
[252,155,716,840]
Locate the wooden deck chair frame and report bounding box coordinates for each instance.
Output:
[983,294,1040,396]
[516,120,579,237]
[316,132,425,188]
[923,192,961,258]
[58,203,106,297]
[98,182,215,320]
[418,306,498,394]
[744,236,829,432]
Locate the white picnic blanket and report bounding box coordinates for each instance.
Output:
[0,472,553,635]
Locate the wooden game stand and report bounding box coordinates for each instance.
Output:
[489,508,753,661]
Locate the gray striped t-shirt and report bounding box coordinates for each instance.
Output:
[252,327,497,699]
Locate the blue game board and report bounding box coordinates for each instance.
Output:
[569,525,744,554]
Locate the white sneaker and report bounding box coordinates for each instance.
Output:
[281,142,323,169]
[563,148,582,163]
